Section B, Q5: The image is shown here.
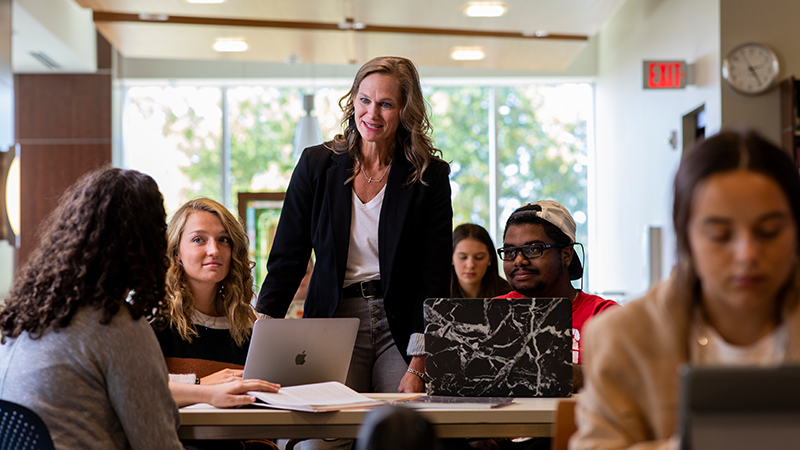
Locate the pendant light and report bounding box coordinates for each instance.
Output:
[292,94,323,159]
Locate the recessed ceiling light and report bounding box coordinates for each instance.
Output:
[450,47,485,61]
[464,2,507,17]
[213,39,248,52]
[187,0,225,3]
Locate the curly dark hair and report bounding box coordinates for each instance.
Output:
[0,167,169,342]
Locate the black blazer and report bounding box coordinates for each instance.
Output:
[255,144,452,361]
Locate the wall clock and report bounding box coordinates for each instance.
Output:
[722,43,780,95]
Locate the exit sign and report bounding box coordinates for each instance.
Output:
[643,61,687,89]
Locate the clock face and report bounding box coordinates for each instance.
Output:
[722,43,780,95]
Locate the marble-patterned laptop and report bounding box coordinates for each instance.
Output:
[423,297,572,397]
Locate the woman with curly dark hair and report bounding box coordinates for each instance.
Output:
[154,198,278,409]
[0,167,184,450]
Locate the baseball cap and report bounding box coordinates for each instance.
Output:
[506,200,583,280]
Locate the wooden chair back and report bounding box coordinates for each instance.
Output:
[551,398,577,450]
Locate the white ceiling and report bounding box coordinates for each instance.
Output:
[74,0,625,72]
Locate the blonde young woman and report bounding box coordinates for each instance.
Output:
[153,198,278,408]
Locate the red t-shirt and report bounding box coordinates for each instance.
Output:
[494,290,618,363]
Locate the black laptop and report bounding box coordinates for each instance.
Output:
[423,297,572,397]
[678,365,800,450]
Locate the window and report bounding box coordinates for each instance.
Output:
[122,79,592,287]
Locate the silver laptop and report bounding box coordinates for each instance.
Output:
[242,318,360,386]
[678,365,800,450]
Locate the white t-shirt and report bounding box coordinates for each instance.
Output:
[690,312,787,365]
[343,185,386,287]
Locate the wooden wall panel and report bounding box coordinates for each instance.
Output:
[15,72,112,265]
[13,25,114,266]
[15,74,111,141]
[97,31,112,71]
[18,144,110,254]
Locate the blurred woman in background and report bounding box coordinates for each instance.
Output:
[451,223,511,298]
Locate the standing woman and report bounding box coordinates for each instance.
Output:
[154,198,279,409]
[451,223,511,298]
[0,168,184,450]
[572,130,800,450]
[256,56,452,398]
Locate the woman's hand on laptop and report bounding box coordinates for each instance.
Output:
[205,379,280,408]
[201,368,244,385]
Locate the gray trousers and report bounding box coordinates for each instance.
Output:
[301,295,407,450]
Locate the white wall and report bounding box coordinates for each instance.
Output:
[0,0,11,300]
[720,0,800,144]
[590,0,721,300]
[12,0,96,73]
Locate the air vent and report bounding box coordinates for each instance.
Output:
[29,52,60,70]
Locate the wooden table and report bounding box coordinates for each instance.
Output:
[179,394,561,441]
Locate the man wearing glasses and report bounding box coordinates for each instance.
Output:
[496,200,617,391]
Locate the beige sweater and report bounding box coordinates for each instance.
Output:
[570,271,800,450]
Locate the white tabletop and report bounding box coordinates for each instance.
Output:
[179,394,562,440]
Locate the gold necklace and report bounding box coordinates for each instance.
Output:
[362,160,392,183]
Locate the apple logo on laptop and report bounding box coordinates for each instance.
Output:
[295,351,307,366]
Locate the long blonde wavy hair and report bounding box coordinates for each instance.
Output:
[331,56,444,185]
[165,198,257,346]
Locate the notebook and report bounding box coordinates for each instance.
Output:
[678,365,800,450]
[242,318,360,387]
[423,297,572,397]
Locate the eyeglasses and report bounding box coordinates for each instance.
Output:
[496,243,573,261]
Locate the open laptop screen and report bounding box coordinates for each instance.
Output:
[242,318,359,387]
[678,365,800,450]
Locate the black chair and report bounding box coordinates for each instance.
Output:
[355,405,439,450]
[0,400,55,450]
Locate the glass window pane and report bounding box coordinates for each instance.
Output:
[123,86,223,214]
[227,86,301,205]
[227,86,349,209]
[496,83,591,247]
[427,86,491,227]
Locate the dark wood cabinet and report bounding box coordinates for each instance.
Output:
[779,76,800,165]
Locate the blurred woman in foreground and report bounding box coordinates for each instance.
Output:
[572,130,800,450]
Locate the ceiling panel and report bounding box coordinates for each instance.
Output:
[79,0,621,70]
[78,0,624,35]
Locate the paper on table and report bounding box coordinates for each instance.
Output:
[248,381,385,412]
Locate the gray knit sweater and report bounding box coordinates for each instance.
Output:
[0,305,184,450]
